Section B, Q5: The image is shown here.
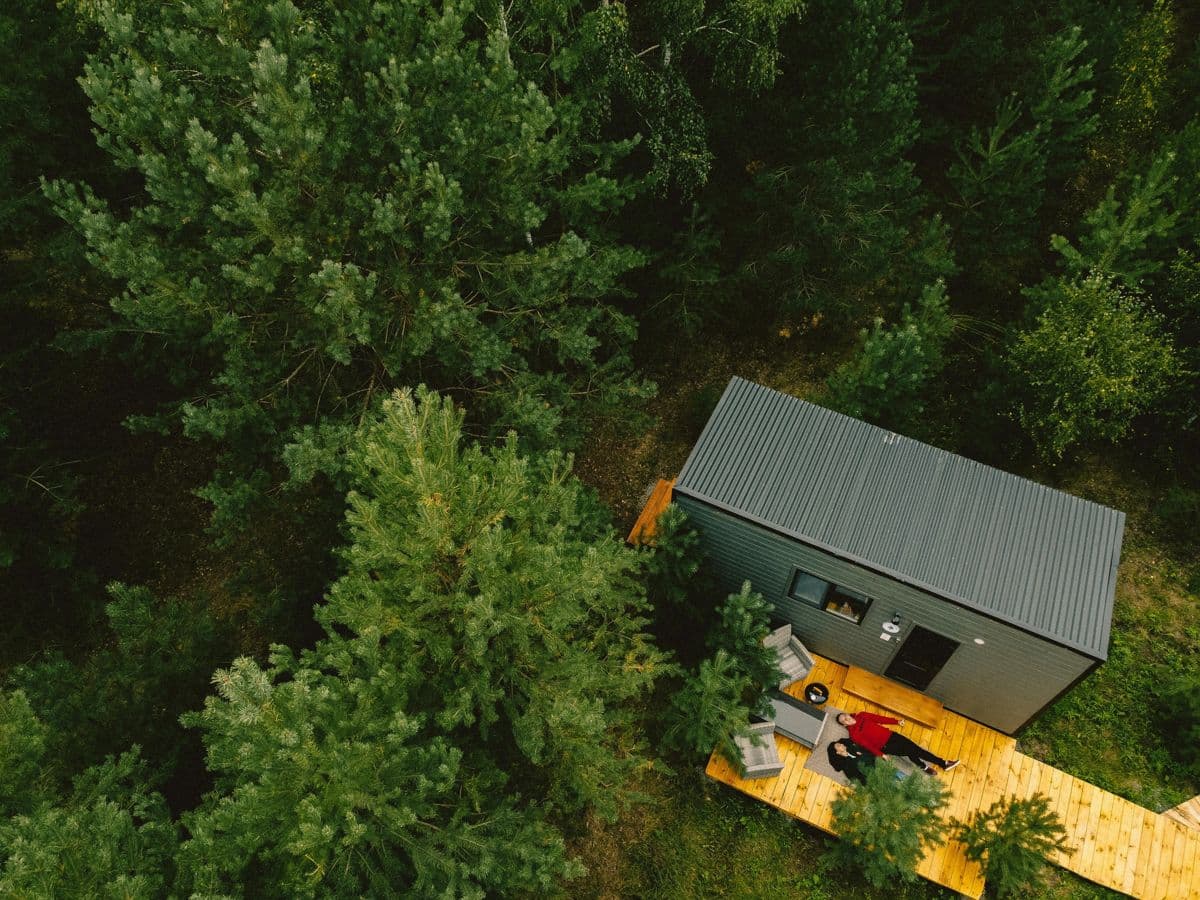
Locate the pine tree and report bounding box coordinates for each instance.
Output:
[826,760,950,887]
[954,794,1068,898]
[708,581,781,712]
[1052,145,1181,287]
[181,387,669,896]
[948,97,1047,287]
[643,504,705,610]
[1,754,177,898]
[179,651,577,899]
[736,0,928,319]
[320,387,669,818]
[9,583,228,782]
[0,691,47,816]
[663,650,753,762]
[826,280,954,431]
[45,0,652,535]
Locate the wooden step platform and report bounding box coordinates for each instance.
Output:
[1164,796,1200,831]
[842,665,945,729]
[626,478,675,545]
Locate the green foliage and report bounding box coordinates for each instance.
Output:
[1155,486,1200,541]
[0,748,178,899]
[663,650,753,762]
[323,387,669,818]
[954,794,1068,897]
[644,504,704,609]
[1052,146,1181,287]
[180,650,577,899]
[947,27,1097,290]
[826,760,950,887]
[948,96,1046,284]
[708,581,781,712]
[0,691,48,816]
[47,0,654,534]
[181,387,667,896]
[1030,26,1099,189]
[1009,273,1176,458]
[654,203,723,335]
[1094,0,1178,173]
[1156,675,1200,776]
[826,280,954,431]
[737,0,925,318]
[9,583,228,782]
[558,0,804,195]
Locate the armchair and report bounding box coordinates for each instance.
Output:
[733,720,784,779]
[763,623,815,689]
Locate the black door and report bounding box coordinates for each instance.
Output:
[884,626,959,691]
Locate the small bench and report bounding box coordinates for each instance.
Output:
[842,666,944,729]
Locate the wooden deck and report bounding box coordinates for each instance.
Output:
[706,653,1200,898]
[626,478,675,545]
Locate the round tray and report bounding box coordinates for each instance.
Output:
[804,682,829,705]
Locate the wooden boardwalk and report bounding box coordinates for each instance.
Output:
[706,653,1200,898]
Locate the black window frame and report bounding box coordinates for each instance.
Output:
[786,567,873,625]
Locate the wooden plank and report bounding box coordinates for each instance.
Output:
[1078,788,1115,883]
[841,665,944,727]
[1093,793,1122,886]
[1166,796,1200,830]
[625,478,674,545]
[1164,822,1189,899]
[1102,800,1131,891]
[1067,779,1100,871]
[1118,806,1147,895]
[1146,817,1169,900]
[939,720,995,892]
[1132,814,1162,899]
[1174,829,1199,898]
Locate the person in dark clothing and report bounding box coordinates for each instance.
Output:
[835,711,959,774]
[827,738,879,786]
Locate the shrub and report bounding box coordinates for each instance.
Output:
[663,651,752,762]
[644,505,704,610]
[1155,486,1200,542]
[826,760,950,887]
[954,794,1068,897]
[825,279,953,433]
[1157,675,1200,775]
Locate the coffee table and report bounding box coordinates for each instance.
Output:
[769,691,828,748]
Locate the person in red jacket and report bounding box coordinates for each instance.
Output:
[835,711,959,774]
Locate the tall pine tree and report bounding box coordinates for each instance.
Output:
[46,0,651,534]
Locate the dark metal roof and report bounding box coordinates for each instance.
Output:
[675,377,1124,659]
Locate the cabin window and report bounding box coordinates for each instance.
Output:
[822,585,871,624]
[787,568,872,625]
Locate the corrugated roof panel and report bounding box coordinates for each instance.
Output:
[674,377,1124,659]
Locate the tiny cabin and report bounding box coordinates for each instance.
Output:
[674,377,1125,734]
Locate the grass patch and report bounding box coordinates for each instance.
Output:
[569,768,1120,899]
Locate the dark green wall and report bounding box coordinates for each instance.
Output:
[677,496,1095,733]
